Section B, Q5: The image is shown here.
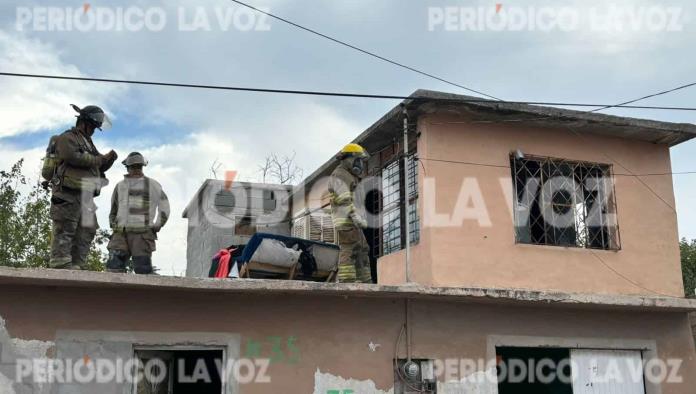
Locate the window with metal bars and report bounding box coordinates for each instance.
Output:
[380,154,420,256]
[510,154,619,250]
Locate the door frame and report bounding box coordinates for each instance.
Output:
[487,335,659,394]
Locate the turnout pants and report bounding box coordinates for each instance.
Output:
[106,230,157,274]
[49,194,98,270]
[336,226,372,283]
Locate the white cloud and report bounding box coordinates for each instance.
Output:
[0,30,126,137]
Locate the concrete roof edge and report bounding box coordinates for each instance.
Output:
[411,89,696,137]
[0,267,694,312]
[292,89,696,194]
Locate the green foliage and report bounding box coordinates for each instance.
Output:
[681,238,696,298]
[0,160,106,271]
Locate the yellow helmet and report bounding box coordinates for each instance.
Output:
[339,143,369,159]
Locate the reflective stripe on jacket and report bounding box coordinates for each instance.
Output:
[109,176,170,233]
[328,166,361,231]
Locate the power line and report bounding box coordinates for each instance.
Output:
[564,125,677,213]
[424,76,696,213]
[418,157,696,176]
[436,81,696,124]
[588,81,696,113]
[587,249,673,297]
[228,0,502,101]
[3,72,696,111]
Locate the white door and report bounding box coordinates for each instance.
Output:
[570,349,646,394]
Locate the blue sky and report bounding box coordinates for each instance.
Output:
[1,0,695,275]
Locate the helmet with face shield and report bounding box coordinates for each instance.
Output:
[71,104,112,130]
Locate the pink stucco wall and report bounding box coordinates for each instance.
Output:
[1,283,694,393]
[379,113,684,297]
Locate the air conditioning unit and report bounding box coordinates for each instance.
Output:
[292,209,336,244]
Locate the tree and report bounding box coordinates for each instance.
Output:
[257,152,303,185]
[0,160,106,271]
[681,238,696,298]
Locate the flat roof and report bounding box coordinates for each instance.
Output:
[0,267,694,312]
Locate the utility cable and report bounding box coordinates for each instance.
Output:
[564,125,677,213]
[3,72,696,111]
[418,157,696,176]
[587,249,674,297]
[588,81,696,113]
[433,81,696,123]
[2,71,696,113]
[229,0,502,101]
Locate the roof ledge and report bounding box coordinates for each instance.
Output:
[0,267,693,312]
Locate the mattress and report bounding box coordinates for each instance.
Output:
[240,233,340,271]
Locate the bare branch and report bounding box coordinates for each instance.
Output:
[257,151,303,185]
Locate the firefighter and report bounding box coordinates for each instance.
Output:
[106,152,170,274]
[328,143,372,283]
[48,104,117,270]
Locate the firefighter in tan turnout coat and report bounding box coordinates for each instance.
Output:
[106,152,170,274]
[328,143,372,283]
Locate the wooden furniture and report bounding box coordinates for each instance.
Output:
[239,261,337,282]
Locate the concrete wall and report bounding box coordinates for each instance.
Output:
[0,284,694,393]
[379,113,684,297]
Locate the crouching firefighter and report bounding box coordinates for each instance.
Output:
[44,104,117,270]
[106,152,170,274]
[328,143,372,283]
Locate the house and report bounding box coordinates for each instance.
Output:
[0,90,695,393]
[292,89,693,295]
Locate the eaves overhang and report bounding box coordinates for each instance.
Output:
[291,89,696,197]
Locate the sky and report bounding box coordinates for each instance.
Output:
[0,0,695,276]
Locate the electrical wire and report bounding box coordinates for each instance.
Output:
[3,72,696,111]
[394,324,429,393]
[431,81,696,124]
[233,0,695,115]
[418,157,696,176]
[587,249,673,297]
[228,0,502,101]
[587,81,696,113]
[564,125,677,213]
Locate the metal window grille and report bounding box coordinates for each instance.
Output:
[511,155,620,250]
[382,160,402,255]
[380,154,420,256]
[406,154,420,245]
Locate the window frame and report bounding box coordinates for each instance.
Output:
[379,152,420,257]
[510,154,621,251]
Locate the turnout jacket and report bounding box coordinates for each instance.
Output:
[328,165,367,231]
[53,128,113,200]
[109,175,170,233]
